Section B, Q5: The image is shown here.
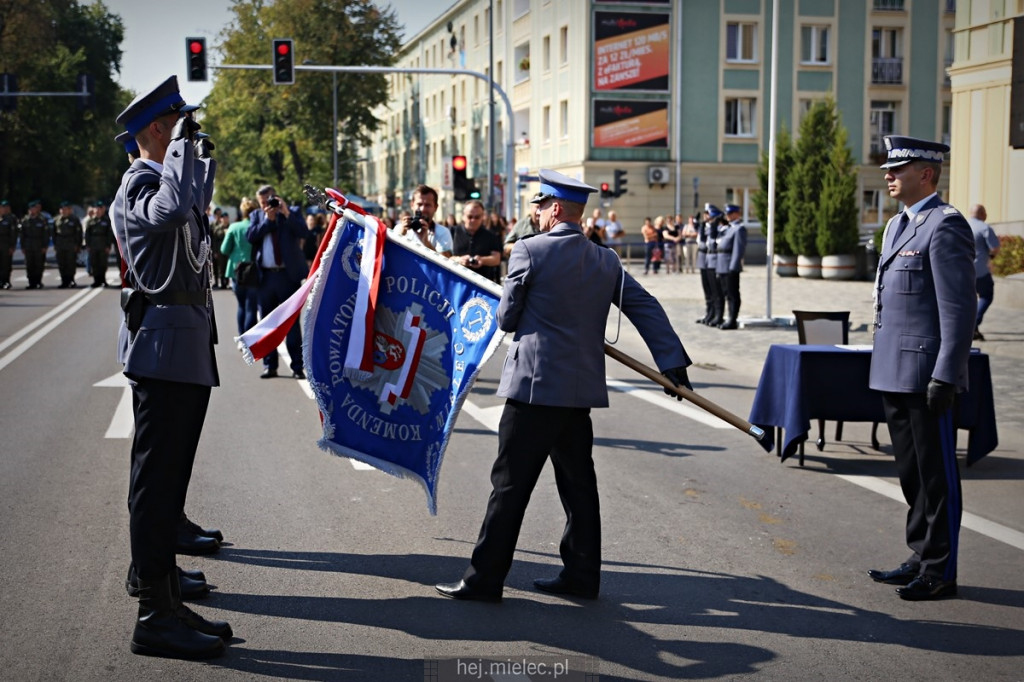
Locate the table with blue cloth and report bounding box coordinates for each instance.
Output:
[748,344,998,466]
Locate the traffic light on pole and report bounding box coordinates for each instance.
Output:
[613,168,628,197]
[273,39,295,85]
[186,37,207,82]
[76,73,95,110]
[600,181,612,199]
[452,155,469,201]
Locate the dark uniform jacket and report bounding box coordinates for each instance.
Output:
[869,195,976,393]
[18,214,49,250]
[497,222,690,408]
[111,138,218,387]
[715,220,747,274]
[84,215,113,250]
[0,213,17,248]
[52,215,83,250]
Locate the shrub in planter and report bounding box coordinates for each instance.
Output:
[815,124,860,257]
[992,235,1024,276]
[784,100,837,257]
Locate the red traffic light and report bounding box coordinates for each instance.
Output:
[277,42,291,56]
[189,40,204,54]
[452,155,467,171]
[600,182,610,192]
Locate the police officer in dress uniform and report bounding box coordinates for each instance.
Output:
[111,75,231,659]
[715,204,747,330]
[52,200,83,288]
[83,200,113,287]
[436,170,693,602]
[0,199,16,288]
[867,136,976,601]
[698,204,725,325]
[19,200,48,289]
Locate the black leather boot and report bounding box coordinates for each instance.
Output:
[180,513,224,543]
[130,573,224,659]
[169,566,233,640]
[127,563,209,599]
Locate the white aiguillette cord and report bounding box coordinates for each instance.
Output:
[605,263,626,345]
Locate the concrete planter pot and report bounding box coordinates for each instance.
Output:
[774,253,798,277]
[821,253,857,280]
[797,255,822,279]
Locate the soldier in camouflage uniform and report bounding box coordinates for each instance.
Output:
[52,201,83,288]
[0,199,17,288]
[84,200,114,287]
[18,200,48,289]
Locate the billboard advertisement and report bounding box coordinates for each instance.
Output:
[592,99,669,148]
[594,11,671,92]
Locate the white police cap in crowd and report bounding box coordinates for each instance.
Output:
[530,169,598,205]
[880,135,949,169]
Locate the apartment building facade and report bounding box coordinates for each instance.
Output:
[357,0,954,242]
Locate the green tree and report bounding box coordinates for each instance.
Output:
[753,124,794,256]
[815,122,860,256]
[0,0,129,208]
[203,0,401,208]
[784,98,837,257]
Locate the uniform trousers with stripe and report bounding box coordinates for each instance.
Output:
[463,400,601,593]
[882,392,962,582]
[128,376,210,580]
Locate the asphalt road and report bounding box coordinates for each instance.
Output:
[1,270,1022,681]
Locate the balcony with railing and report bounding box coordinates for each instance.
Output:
[873,0,905,10]
[872,57,903,84]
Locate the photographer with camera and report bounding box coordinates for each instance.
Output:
[451,199,503,283]
[397,184,452,257]
[246,185,311,379]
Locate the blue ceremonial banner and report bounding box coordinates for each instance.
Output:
[303,210,504,513]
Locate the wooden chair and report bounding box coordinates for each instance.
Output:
[792,311,850,464]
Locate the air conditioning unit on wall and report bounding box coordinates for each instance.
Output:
[648,165,670,186]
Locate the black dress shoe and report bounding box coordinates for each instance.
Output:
[179,566,206,583]
[260,368,278,379]
[867,562,919,585]
[434,580,502,602]
[176,527,221,555]
[291,369,306,379]
[533,576,598,599]
[896,574,957,601]
[181,514,224,543]
[127,565,210,599]
[719,319,738,330]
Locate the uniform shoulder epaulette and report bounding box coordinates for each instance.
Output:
[942,206,959,215]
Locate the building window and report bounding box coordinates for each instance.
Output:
[514,42,530,84]
[543,104,551,142]
[474,14,479,46]
[869,100,899,156]
[559,26,568,65]
[725,97,757,137]
[513,0,528,19]
[800,25,830,65]
[496,0,503,31]
[862,190,882,226]
[872,28,903,84]
[543,35,551,73]
[559,99,568,138]
[942,103,951,147]
[873,0,905,9]
[726,22,757,63]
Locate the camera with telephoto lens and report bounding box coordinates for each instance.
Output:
[268,197,280,209]
[409,210,426,233]
[468,256,479,266]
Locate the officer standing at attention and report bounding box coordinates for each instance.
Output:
[83,200,113,288]
[52,200,83,288]
[867,136,976,601]
[715,204,747,330]
[0,199,16,288]
[436,169,693,602]
[18,199,48,289]
[112,75,231,659]
[697,204,724,326]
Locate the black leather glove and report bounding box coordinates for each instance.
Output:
[926,379,956,413]
[661,366,693,400]
[195,133,215,158]
[170,115,201,142]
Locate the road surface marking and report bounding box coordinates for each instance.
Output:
[0,287,102,373]
[94,372,133,438]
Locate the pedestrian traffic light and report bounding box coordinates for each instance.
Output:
[468,179,481,200]
[186,37,207,82]
[273,38,295,85]
[1,73,18,112]
[452,155,469,201]
[613,168,628,197]
[76,73,95,110]
[600,182,612,199]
